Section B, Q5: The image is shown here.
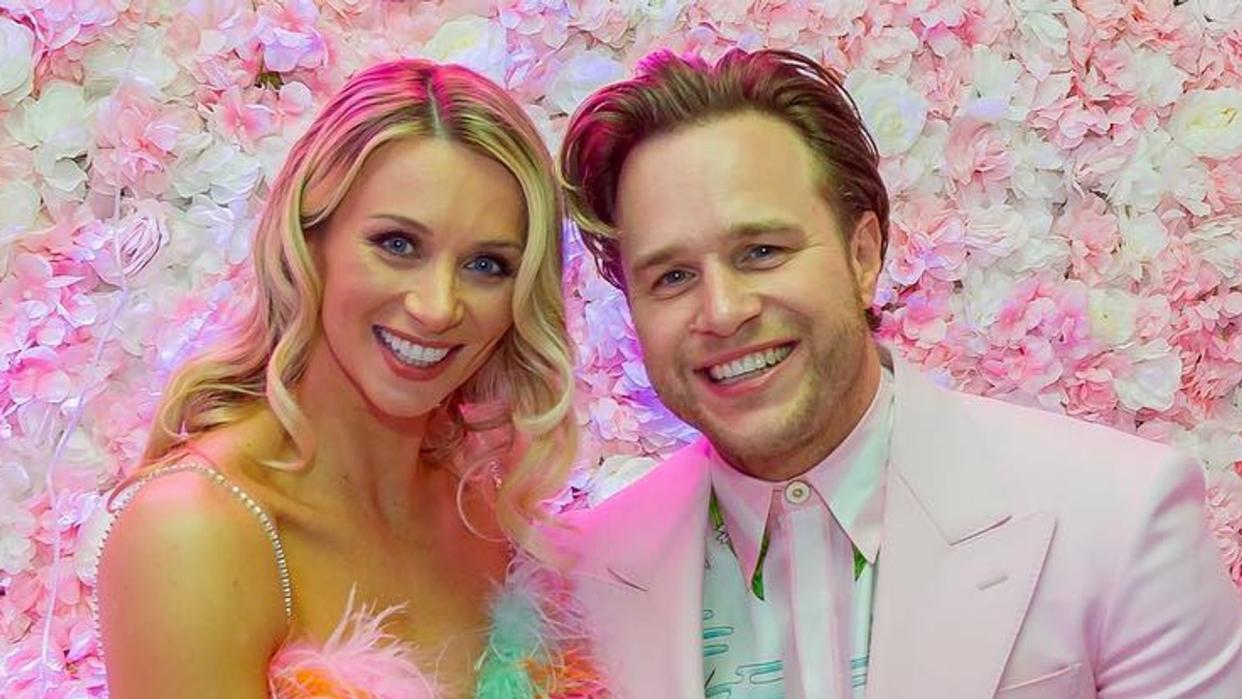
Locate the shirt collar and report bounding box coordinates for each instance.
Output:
[709,365,894,580]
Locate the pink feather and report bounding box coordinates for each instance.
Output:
[268,590,439,699]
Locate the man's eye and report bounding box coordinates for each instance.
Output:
[656,269,691,288]
[743,244,786,267]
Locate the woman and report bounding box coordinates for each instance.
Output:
[94,60,603,698]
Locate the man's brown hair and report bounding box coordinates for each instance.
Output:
[559,48,890,327]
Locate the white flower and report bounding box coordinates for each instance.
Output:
[1117,211,1168,278]
[0,17,33,106]
[160,196,253,283]
[1009,130,1064,201]
[0,181,40,240]
[186,196,251,266]
[967,47,1027,122]
[995,205,1063,274]
[1188,0,1242,34]
[884,119,948,194]
[1194,424,1242,473]
[1115,340,1183,412]
[35,153,88,196]
[1087,288,1140,346]
[1110,129,1210,215]
[1164,142,1211,216]
[1013,0,1073,54]
[171,141,263,205]
[960,267,1017,330]
[6,82,93,159]
[1125,49,1188,109]
[964,203,1031,261]
[547,50,626,115]
[253,133,295,185]
[0,492,35,574]
[420,15,509,86]
[1169,88,1242,159]
[845,70,927,157]
[83,31,180,95]
[1187,216,1242,283]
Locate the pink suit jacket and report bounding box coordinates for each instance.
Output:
[557,352,1242,698]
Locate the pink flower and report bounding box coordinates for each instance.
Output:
[1205,470,1242,588]
[91,84,190,198]
[988,276,1057,347]
[1063,351,1130,421]
[1058,195,1122,285]
[944,116,1015,191]
[84,200,170,286]
[888,195,968,285]
[254,0,328,73]
[211,86,278,150]
[568,0,634,47]
[892,286,950,345]
[978,335,1064,396]
[1207,156,1242,214]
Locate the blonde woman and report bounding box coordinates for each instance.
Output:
[94,60,605,698]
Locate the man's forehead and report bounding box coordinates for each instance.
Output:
[621,113,819,186]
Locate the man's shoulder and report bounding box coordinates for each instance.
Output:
[558,439,712,533]
[932,384,1199,519]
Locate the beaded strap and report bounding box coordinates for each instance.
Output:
[97,458,295,620]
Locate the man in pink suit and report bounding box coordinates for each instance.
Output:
[556,48,1242,698]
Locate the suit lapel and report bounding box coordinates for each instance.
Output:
[867,354,1056,699]
[559,440,714,699]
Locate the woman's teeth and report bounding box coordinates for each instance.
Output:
[376,328,450,366]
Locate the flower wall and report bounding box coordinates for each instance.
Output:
[1,0,1241,695]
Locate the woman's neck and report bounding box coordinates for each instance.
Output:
[271,342,448,533]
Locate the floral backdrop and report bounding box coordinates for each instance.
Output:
[1,0,1242,695]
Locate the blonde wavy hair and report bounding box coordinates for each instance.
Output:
[137,59,575,553]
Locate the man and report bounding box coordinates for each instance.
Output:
[555,48,1242,698]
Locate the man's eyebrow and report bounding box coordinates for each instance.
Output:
[629,220,802,275]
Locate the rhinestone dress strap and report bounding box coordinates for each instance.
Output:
[109,457,296,620]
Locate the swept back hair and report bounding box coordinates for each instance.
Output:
[559,48,889,328]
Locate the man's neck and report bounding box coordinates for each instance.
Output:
[733,347,883,482]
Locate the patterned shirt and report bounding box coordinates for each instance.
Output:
[702,367,894,698]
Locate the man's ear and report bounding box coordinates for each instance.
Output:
[848,211,883,307]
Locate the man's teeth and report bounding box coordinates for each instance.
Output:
[377,328,450,366]
[708,345,793,382]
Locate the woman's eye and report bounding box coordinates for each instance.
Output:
[373,233,417,257]
[465,256,512,277]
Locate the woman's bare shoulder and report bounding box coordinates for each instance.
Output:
[96,455,288,697]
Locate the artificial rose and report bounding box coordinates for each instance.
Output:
[845,70,927,157]
[1170,89,1242,160]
